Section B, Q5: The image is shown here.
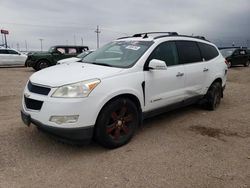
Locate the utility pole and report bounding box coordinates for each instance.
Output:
[25,40,28,52]
[16,42,20,51]
[81,37,83,46]
[74,35,76,45]
[39,38,44,51]
[95,25,101,48]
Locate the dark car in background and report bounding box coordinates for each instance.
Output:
[25,45,89,71]
[219,47,250,68]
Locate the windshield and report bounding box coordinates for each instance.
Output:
[82,41,153,68]
[77,51,92,58]
[48,47,55,52]
[220,48,236,58]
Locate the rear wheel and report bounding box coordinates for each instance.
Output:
[244,60,250,67]
[36,60,50,71]
[227,61,232,68]
[204,82,222,111]
[94,98,139,149]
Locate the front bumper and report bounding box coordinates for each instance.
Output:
[21,110,94,143]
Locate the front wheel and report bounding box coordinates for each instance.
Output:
[204,82,222,111]
[94,98,139,149]
[36,60,50,71]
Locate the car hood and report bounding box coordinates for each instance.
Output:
[28,51,50,56]
[30,63,124,87]
[57,57,81,64]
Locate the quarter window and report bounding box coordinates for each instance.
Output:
[148,41,179,66]
[176,41,202,64]
[198,42,219,61]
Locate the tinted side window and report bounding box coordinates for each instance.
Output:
[56,48,66,54]
[0,49,9,54]
[148,41,179,66]
[198,42,219,61]
[8,50,19,55]
[176,41,202,64]
[68,48,77,54]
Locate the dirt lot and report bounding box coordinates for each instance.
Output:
[0,67,250,188]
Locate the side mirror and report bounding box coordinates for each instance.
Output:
[148,59,167,70]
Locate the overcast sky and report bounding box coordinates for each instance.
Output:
[0,0,249,51]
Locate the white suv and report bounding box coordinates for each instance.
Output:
[21,32,227,148]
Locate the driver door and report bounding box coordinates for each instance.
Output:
[144,41,185,111]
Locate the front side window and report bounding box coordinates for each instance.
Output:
[176,41,202,64]
[147,41,179,66]
[56,48,66,54]
[83,41,153,68]
[8,50,19,55]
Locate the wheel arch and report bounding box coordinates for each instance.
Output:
[36,58,51,65]
[207,77,223,97]
[94,93,143,128]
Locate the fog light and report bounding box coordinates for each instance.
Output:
[49,115,79,125]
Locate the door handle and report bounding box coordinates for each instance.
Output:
[203,68,209,72]
[176,72,184,77]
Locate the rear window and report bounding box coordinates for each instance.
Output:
[176,41,202,64]
[198,42,219,61]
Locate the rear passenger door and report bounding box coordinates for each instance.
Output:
[144,41,186,111]
[176,41,208,99]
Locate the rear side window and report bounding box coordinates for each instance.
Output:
[176,41,202,64]
[148,41,179,66]
[68,48,77,54]
[198,42,219,61]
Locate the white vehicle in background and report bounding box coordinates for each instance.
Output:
[57,50,94,65]
[0,47,27,66]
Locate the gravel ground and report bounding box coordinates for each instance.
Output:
[0,66,249,188]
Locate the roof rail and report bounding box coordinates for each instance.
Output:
[116,32,178,40]
[133,32,178,38]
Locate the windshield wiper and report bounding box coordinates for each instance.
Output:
[91,62,112,67]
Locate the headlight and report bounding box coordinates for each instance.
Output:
[52,79,100,98]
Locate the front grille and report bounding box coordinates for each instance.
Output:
[24,96,43,110]
[28,81,51,95]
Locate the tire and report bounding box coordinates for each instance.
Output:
[36,60,50,71]
[227,61,232,68]
[244,60,250,67]
[94,98,139,149]
[204,82,222,111]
